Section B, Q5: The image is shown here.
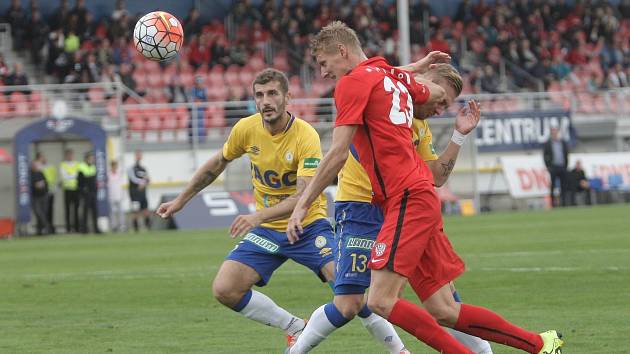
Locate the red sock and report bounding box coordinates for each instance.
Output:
[455,304,543,353]
[388,299,474,354]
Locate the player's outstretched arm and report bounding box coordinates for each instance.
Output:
[287,125,357,244]
[229,176,313,238]
[397,51,451,74]
[156,150,229,218]
[426,100,481,186]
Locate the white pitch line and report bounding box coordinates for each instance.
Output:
[473,266,628,272]
[467,249,630,258]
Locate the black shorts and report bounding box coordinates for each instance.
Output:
[130,193,148,211]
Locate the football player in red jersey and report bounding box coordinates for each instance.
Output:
[287,21,563,354]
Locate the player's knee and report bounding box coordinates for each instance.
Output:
[366,295,395,318]
[212,279,241,307]
[334,296,363,319]
[425,302,458,327]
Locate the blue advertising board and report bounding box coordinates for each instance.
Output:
[166,187,337,230]
[475,110,574,152]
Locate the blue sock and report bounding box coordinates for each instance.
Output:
[231,289,253,312]
[324,302,350,328]
[452,290,462,303]
[357,304,372,319]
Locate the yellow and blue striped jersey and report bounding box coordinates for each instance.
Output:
[223,113,327,231]
[336,118,438,202]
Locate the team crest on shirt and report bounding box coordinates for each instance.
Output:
[249,146,260,155]
[285,151,293,162]
[315,235,327,248]
[374,242,387,256]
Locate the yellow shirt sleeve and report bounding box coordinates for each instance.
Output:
[296,126,323,177]
[222,121,247,161]
[414,120,438,161]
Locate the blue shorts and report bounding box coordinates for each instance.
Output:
[226,218,334,287]
[333,201,384,295]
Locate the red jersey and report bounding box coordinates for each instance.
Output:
[334,57,432,204]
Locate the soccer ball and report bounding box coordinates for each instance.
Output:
[133,11,184,61]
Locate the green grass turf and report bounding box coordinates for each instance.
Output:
[1,204,629,353]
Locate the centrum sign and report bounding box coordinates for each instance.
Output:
[475,110,574,152]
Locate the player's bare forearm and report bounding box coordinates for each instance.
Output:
[426,142,460,187]
[297,126,356,208]
[256,177,311,223]
[177,151,229,205]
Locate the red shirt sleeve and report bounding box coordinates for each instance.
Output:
[406,77,430,105]
[334,75,372,127]
[385,67,431,105]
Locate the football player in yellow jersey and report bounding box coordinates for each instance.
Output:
[157,69,408,352]
[289,65,493,354]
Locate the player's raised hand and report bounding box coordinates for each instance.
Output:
[409,51,451,74]
[455,99,481,135]
[156,199,184,218]
[230,214,261,238]
[287,204,308,244]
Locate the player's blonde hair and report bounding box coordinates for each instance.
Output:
[310,21,362,56]
[426,64,463,96]
[252,68,289,94]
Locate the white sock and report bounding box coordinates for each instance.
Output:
[360,313,407,353]
[290,304,338,354]
[238,290,305,335]
[447,327,494,354]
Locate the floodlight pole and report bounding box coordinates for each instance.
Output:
[397,0,411,65]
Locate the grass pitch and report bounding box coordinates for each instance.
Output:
[1,204,629,353]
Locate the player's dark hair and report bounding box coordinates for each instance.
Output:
[310,21,362,56]
[252,68,289,95]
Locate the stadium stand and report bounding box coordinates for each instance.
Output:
[1,0,630,139]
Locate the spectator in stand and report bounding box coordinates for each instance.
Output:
[6,62,29,88]
[184,7,204,37]
[189,75,207,141]
[189,34,211,69]
[26,10,49,67]
[166,74,188,103]
[111,0,128,21]
[4,0,26,50]
[118,62,136,96]
[85,53,101,83]
[480,64,502,94]
[0,54,10,82]
[95,38,113,67]
[101,64,120,99]
[108,160,125,232]
[606,63,627,88]
[50,0,69,31]
[543,126,570,208]
[70,0,89,39]
[568,160,591,206]
[64,30,80,55]
[30,158,51,236]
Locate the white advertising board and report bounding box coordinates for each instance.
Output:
[500,152,630,198]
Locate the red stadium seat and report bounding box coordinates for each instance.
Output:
[88,87,105,103]
[0,94,9,118]
[205,104,226,128]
